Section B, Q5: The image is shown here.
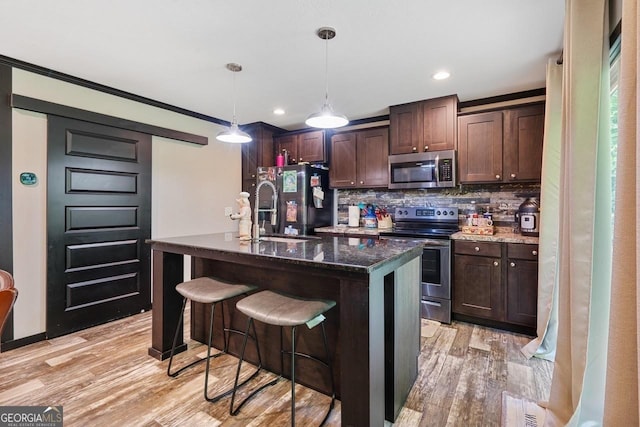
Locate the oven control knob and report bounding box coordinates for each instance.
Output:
[404,210,408,215]
[437,210,442,215]
[449,210,455,216]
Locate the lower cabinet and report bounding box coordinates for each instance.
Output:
[453,240,538,331]
[506,243,539,327]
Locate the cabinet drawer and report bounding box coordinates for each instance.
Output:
[507,243,539,261]
[421,297,451,324]
[454,241,501,257]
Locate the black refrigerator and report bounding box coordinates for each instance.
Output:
[256,164,333,236]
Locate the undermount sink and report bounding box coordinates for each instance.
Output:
[259,236,309,243]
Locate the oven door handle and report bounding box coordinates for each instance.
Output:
[423,300,442,307]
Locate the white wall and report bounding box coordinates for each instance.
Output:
[11,69,241,339]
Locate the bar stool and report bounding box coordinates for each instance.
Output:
[166,276,262,402]
[230,290,336,426]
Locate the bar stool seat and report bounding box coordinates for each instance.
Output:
[237,290,335,327]
[177,277,255,304]
[167,276,261,403]
[230,290,336,426]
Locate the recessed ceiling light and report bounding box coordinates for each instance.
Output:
[273,108,285,115]
[432,71,451,80]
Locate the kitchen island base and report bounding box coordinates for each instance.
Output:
[147,234,421,426]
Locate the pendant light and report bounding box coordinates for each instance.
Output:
[305,27,349,129]
[216,63,252,143]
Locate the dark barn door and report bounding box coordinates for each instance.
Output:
[47,117,152,338]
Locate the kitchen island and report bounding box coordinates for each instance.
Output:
[147,232,422,426]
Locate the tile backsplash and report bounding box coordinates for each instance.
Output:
[336,183,540,226]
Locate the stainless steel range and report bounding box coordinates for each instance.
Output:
[379,207,459,323]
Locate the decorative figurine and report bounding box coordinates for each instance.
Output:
[229,192,252,240]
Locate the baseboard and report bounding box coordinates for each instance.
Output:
[0,332,47,352]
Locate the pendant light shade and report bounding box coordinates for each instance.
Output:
[216,122,252,143]
[216,63,252,144]
[305,27,349,129]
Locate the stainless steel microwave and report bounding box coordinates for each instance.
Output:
[388,150,456,189]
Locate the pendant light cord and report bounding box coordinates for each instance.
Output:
[324,31,330,105]
[232,69,238,125]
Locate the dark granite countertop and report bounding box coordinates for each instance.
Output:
[147,232,423,274]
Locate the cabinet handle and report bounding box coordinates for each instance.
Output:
[532,250,538,256]
[493,261,499,266]
[412,146,417,152]
[495,174,501,179]
[350,181,355,185]
[360,181,364,185]
[251,183,256,187]
[510,262,516,267]
[251,174,256,178]
[510,173,516,178]
[299,157,303,161]
[474,246,480,252]
[424,145,429,151]
[291,158,297,163]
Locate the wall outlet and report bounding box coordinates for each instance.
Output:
[224,206,233,216]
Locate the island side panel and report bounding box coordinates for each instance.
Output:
[392,256,421,420]
[339,274,383,427]
[149,249,186,360]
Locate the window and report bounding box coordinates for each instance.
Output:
[609,37,620,223]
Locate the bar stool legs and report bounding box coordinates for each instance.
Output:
[229,317,278,415]
[165,276,261,403]
[285,323,336,426]
[230,319,336,426]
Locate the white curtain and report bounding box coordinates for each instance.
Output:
[543,0,613,425]
[522,58,562,362]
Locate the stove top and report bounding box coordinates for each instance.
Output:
[379,206,460,239]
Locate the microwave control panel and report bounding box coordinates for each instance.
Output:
[438,159,453,182]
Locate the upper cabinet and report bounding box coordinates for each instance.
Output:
[503,105,545,181]
[241,123,276,181]
[275,130,327,164]
[389,95,458,154]
[458,104,545,184]
[241,123,281,199]
[329,127,389,189]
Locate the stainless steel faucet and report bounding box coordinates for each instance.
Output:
[253,179,278,241]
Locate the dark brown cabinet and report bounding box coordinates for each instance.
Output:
[453,241,503,321]
[389,95,458,155]
[458,111,503,183]
[275,130,326,164]
[458,104,544,184]
[329,127,389,188]
[503,105,545,181]
[453,240,538,331]
[241,123,279,199]
[506,243,539,328]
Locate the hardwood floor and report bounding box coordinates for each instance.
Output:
[0,310,552,426]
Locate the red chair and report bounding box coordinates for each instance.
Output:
[0,269,18,335]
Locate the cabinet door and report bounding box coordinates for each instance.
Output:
[297,130,326,163]
[504,105,544,182]
[506,258,538,327]
[258,127,275,168]
[419,95,457,152]
[329,132,357,188]
[356,127,389,187]
[275,134,298,164]
[389,102,419,154]
[241,141,259,181]
[458,111,503,183]
[453,254,503,320]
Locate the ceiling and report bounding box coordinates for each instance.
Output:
[0,1,564,131]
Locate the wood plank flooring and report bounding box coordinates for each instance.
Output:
[0,310,552,426]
